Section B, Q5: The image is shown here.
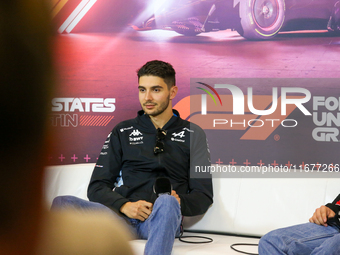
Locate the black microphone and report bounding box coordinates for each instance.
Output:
[153,177,172,197]
[327,214,340,228]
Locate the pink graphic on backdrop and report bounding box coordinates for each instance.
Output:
[80,115,114,126]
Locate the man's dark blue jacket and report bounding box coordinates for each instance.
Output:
[88,109,213,216]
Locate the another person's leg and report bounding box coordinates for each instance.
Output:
[136,195,182,255]
[259,223,340,255]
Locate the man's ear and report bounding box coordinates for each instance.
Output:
[170,86,178,100]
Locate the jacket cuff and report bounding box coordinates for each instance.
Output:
[113,198,130,213]
[326,203,340,215]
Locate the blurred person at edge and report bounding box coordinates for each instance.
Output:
[0,1,133,255]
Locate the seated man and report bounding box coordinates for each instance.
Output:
[52,60,213,255]
[259,194,340,254]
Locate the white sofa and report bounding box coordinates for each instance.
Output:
[44,163,339,255]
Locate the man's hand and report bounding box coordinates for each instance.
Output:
[171,190,181,205]
[120,200,153,221]
[309,205,335,227]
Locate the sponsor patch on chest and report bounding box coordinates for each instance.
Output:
[129,129,144,145]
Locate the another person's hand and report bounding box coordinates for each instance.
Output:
[171,190,181,205]
[120,200,153,221]
[309,205,335,227]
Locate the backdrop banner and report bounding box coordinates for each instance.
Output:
[48,0,340,174]
[189,78,340,177]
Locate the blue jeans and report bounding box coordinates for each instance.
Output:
[51,195,182,255]
[259,222,340,255]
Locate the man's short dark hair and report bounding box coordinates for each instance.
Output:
[137,60,176,89]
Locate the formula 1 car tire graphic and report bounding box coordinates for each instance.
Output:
[238,0,285,40]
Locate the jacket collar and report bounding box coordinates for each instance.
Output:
[137,109,180,131]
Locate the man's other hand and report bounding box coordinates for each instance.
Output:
[120,201,153,221]
[309,205,335,227]
[171,190,181,205]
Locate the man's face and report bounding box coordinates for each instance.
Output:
[138,75,174,117]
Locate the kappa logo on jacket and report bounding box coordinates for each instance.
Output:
[129,129,143,145]
[130,129,143,136]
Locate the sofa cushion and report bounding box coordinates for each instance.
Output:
[44,163,339,237]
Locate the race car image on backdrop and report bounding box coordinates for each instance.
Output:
[132,0,340,40]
